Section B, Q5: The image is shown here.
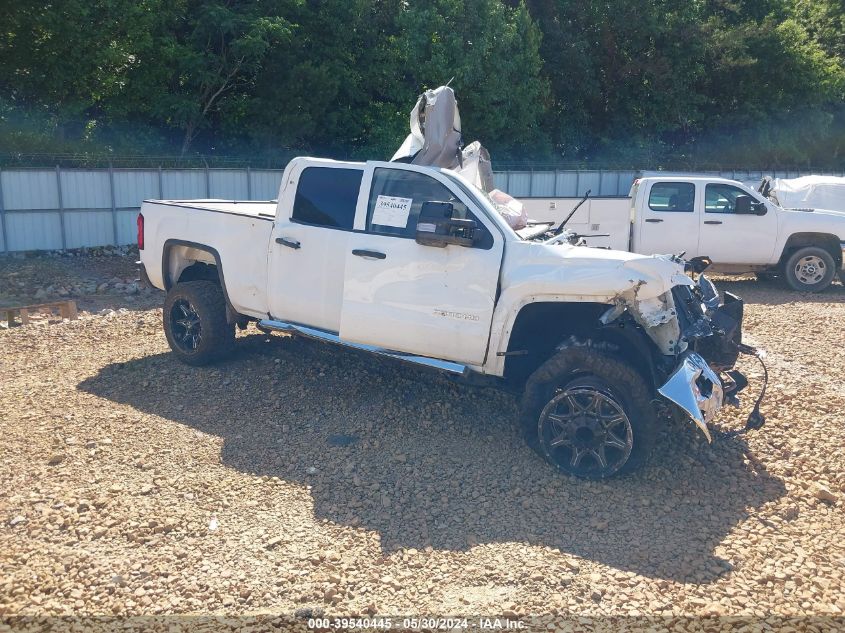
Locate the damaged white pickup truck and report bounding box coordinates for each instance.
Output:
[138,157,765,478]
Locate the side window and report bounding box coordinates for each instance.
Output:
[647,182,695,212]
[366,168,492,247]
[292,167,363,230]
[705,183,750,214]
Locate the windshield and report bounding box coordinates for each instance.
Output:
[442,171,519,240]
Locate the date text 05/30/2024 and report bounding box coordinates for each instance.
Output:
[307,617,525,630]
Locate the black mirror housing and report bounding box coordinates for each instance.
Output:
[415,201,477,247]
[734,195,752,214]
[734,195,768,216]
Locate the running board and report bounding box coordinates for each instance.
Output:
[257,319,467,375]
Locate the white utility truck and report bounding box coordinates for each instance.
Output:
[138,158,764,479]
[520,176,845,292]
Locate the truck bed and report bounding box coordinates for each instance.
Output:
[151,199,278,218]
[140,199,276,319]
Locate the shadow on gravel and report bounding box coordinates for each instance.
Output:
[79,331,786,584]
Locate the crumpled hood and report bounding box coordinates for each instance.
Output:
[502,242,693,302]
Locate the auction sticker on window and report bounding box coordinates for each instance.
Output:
[372,195,413,228]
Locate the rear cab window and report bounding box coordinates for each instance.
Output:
[648,182,695,212]
[292,167,364,230]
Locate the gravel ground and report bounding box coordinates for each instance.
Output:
[1,254,844,630]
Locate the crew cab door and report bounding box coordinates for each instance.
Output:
[697,182,778,265]
[339,162,503,366]
[267,161,365,332]
[634,181,701,257]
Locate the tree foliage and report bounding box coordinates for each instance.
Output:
[1,0,844,168]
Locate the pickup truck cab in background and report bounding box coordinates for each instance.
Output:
[520,176,845,292]
[139,157,762,480]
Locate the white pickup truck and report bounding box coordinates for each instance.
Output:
[138,158,763,479]
[520,176,845,292]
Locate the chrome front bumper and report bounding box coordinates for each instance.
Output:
[658,352,724,443]
[840,242,845,269]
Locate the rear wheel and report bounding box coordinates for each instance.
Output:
[163,280,234,365]
[521,344,656,479]
[783,246,836,292]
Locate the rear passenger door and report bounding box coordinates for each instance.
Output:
[635,181,701,257]
[268,162,364,332]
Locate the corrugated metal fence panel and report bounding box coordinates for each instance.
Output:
[162,170,207,199]
[60,170,111,209]
[210,169,249,199]
[554,172,578,196]
[5,211,63,251]
[115,170,160,207]
[531,172,556,196]
[616,171,638,196]
[116,210,139,245]
[2,170,59,210]
[506,172,532,197]
[250,170,283,200]
[64,211,114,248]
[577,171,602,197]
[4,166,844,252]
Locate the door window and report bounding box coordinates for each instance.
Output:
[647,182,695,212]
[292,167,363,230]
[365,168,492,248]
[705,183,751,214]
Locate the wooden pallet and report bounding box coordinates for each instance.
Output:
[3,300,78,326]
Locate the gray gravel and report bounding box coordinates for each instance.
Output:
[1,255,844,628]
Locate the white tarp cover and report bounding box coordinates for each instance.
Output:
[391,86,463,169]
[391,85,528,229]
[769,175,845,212]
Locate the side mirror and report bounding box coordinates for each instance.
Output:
[734,195,752,214]
[415,201,477,247]
[735,195,768,216]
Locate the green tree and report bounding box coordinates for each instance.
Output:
[396,0,550,160]
[114,0,296,154]
[0,0,160,145]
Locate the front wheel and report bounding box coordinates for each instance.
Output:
[163,280,234,365]
[521,344,656,479]
[783,247,836,292]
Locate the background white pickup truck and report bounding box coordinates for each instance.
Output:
[520,176,845,291]
[139,157,760,479]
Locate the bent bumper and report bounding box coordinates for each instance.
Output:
[658,352,723,443]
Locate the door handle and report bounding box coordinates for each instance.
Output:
[704,220,723,225]
[645,218,663,223]
[352,249,386,260]
[275,236,301,249]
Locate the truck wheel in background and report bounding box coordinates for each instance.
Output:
[783,246,836,292]
[521,345,656,479]
[163,280,235,365]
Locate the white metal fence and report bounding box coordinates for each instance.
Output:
[0,166,840,252]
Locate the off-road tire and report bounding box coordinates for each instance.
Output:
[163,280,234,366]
[783,246,836,292]
[520,342,657,478]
